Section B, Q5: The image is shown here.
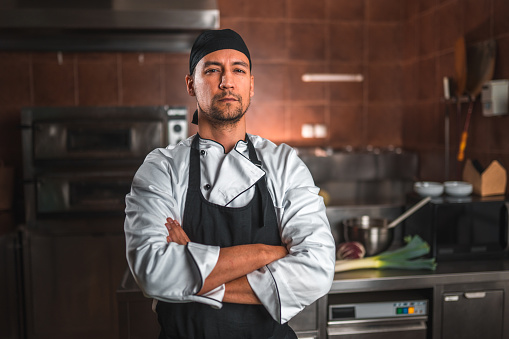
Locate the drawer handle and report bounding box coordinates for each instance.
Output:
[444,295,459,302]
[464,292,486,299]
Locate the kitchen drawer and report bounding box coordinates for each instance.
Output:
[441,289,504,339]
[327,318,427,339]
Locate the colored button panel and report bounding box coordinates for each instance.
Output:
[396,307,412,314]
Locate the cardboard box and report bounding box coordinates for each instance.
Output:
[463,159,507,196]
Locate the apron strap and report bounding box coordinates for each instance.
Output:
[188,134,201,192]
[246,135,276,230]
[246,134,262,168]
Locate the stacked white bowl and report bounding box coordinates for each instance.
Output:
[414,181,473,197]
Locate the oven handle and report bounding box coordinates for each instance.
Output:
[328,319,427,336]
[503,202,509,252]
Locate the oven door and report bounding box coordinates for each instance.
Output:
[36,171,134,214]
[33,120,164,160]
[327,317,427,339]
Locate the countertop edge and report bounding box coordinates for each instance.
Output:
[330,260,509,293]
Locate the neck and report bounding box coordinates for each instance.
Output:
[198,118,246,153]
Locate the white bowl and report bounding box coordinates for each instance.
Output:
[444,181,473,197]
[414,181,444,197]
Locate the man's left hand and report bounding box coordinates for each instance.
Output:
[165,218,190,245]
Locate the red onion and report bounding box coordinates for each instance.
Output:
[336,241,366,260]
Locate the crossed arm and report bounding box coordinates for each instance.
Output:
[165,218,288,304]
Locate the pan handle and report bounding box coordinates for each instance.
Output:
[388,196,432,229]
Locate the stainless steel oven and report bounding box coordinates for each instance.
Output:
[19,105,188,338]
[327,291,428,339]
[21,105,187,229]
[36,171,134,214]
[32,120,164,160]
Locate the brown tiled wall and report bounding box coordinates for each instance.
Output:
[403,0,509,183]
[1,0,509,188]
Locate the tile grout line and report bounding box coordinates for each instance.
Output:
[28,53,34,105]
[117,53,123,105]
[74,54,79,106]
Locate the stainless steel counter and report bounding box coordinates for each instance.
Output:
[118,259,509,339]
[329,259,509,339]
[118,259,509,296]
[117,269,326,339]
[331,258,509,294]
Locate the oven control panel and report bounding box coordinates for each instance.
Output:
[329,299,428,321]
[167,106,188,145]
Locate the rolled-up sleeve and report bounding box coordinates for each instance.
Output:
[124,149,222,306]
[246,146,336,323]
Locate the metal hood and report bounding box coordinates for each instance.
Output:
[0,0,220,52]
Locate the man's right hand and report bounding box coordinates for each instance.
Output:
[165,218,190,245]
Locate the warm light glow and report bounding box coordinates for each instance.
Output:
[301,73,364,82]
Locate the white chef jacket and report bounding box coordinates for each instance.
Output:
[124,133,336,324]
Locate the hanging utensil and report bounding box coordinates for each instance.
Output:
[465,39,496,101]
[453,36,467,176]
[457,39,496,162]
[457,100,473,162]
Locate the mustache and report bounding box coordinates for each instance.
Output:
[213,91,242,101]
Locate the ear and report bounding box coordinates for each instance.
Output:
[185,74,196,96]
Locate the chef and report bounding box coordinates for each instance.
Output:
[124,29,336,339]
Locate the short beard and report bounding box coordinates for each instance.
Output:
[199,92,250,128]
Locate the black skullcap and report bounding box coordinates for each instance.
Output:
[189,29,251,75]
[189,29,252,125]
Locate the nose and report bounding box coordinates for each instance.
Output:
[219,73,234,89]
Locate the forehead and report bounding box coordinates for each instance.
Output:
[197,49,250,68]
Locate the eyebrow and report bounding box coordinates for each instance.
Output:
[203,60,249,68]
[233,60,249,68]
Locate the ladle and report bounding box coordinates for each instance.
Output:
[388,196,432,229]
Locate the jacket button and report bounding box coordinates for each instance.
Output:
[200,150,206,156]
[204,184,211,190]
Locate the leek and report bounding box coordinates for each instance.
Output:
[335,235,437,272]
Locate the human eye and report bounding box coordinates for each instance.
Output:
[204,68,220,74]
[233,65,249,75]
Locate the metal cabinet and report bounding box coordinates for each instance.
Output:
[432,281,508,339]
[0,231,23,339]
[22,231,126,339]
[288,297,327,339]
[441,289,504,339]
[117,271,160,339]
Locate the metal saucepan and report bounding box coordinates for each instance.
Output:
[342,196,431,256]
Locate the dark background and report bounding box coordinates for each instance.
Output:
[1,0,508,197]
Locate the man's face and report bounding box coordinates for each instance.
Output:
[187,49,254,126]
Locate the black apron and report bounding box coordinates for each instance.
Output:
[156,134,297,339]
